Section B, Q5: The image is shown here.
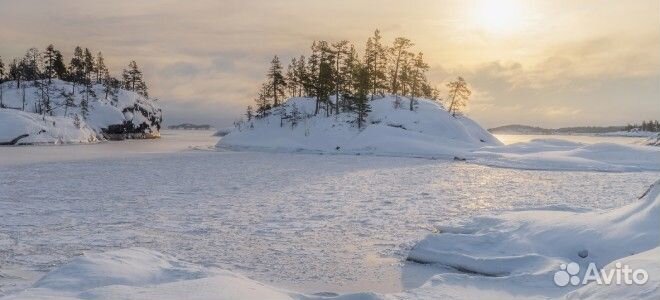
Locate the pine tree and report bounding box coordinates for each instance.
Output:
[9,59,21,88]
[365,30,388,99]
[312,41,335,116]
[267,55,286,107]
[331,40,350,113]
[389,37,414,97]
[446,77,471,117]
[0,56,5,82]
[409,52,429,111]
[53,50,67,79]
[255,83,272,118]
[43,44,58,83]
[123,61,148,97]
[22,48,41,81]
[69,46,85,92]
[294,55,307,97]
[353,64,371,129]
[307,42,321,114]
[83,48,95,84]
[96,52,108,84]
[0,57,4,107]
[285,58,297,97]
[103,75,121,105]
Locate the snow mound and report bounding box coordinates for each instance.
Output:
[0,80,161,145]
[5,248,295,300]
[217,96,501,158]
[475,139,660,171]
[406,179,660,299]
[0,109,97,145]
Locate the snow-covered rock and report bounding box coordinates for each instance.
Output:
[0,80,162,145]
[217,96,501,158]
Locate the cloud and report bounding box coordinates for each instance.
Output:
[0,0,658,128]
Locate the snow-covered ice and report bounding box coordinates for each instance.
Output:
[1,131,658,299]
[5,178,659,299]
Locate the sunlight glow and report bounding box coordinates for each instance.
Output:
[472,0,526,34]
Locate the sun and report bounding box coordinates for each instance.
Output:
[472,0,525,34]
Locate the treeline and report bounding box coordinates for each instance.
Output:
[625,120,660,132]
[0,45,149,119]
[247,29,470,129]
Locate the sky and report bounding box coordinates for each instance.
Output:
[0,0,658,128]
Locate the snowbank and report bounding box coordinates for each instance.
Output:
[0,109,97,145]
[218,96,501,158]
[0,80,161,145]
[474,139,660,172]
[406,179,660,299]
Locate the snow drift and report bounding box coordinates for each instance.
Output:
[4,248,296,300]
[406,179,660,299]
[217,96,501,158]
[0,80,161,145]
[474,139,660,172]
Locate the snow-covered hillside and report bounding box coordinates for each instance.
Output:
[218,96,501,158]
[0,80,161,145]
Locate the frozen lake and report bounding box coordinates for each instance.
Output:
[1,131,658,295]
[494,133,649,145]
